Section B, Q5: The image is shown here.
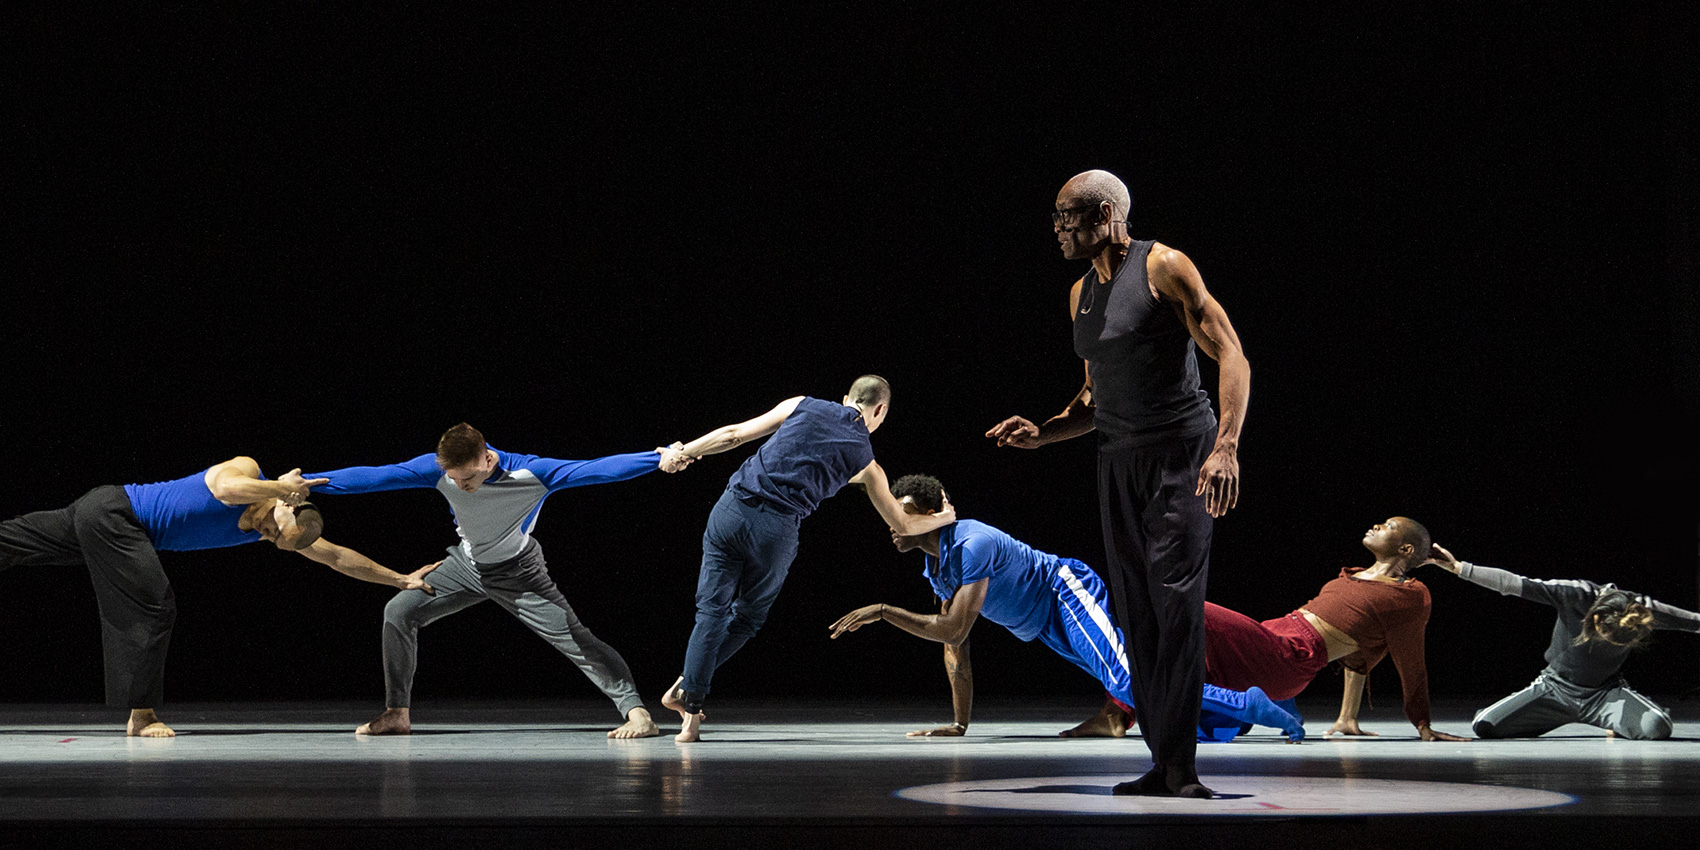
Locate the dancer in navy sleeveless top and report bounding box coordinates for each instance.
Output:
[658,375,955,742]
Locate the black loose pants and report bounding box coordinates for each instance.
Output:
[1096,430,1215,772]
[0,486,175,708]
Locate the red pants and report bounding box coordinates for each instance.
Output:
[1203,602,1328,701]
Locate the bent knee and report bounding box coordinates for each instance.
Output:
[1631,713,1673,741]
[1471,717,1507,739]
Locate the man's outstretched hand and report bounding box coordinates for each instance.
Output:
[829,604,884,639]
[279,468,330,505]
[1423,543,1462,574]
[658,443,693,473]
[401,560,440,595]
[985,416,1044,449]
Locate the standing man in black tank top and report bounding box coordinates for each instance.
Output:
[987,170,1249,798]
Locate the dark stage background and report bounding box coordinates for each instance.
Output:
[7,7,1696,717]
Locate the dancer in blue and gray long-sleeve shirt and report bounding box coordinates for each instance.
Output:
[1427,544,1700,739]
[308,423,688,738]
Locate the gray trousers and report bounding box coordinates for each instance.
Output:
[382,539,644,717]
[1473,668,1673,740]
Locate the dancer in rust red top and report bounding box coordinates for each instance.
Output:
[1072,517,1470,741]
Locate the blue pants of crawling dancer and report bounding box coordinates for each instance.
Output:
[1039,558,1299,741]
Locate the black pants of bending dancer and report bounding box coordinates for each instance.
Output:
[1096,430,1215,775]
[0,486,176,708]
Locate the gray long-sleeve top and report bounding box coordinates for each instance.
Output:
[1457,562,1700,688]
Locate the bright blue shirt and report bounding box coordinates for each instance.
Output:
[124,469,261,552]
[923,519,1060,641]
[728,397,875,518]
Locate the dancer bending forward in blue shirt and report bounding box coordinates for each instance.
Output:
[829,475,1303,742]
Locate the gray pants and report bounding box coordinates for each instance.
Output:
[1473,669,1673,740]
[382,539,644,717]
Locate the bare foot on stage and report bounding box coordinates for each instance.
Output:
[127,709,175,738]
[1059,698,1131,738]
[355,707,411,735]
[609,707,660,739]
[662,677,706,742]
[675,709,705,743]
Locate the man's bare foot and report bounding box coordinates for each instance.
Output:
[355,707,411,736]
[127,709,175,738]
[676,709,705,743]
[662,676,707,742]
[609,707,660,739]
[1060,698,1132,738]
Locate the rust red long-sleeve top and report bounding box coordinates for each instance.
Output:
[1299,569,1433,729]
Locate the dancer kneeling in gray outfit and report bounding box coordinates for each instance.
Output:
[1427,544,1699,740]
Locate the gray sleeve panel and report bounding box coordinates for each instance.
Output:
[1639,594,1700,634]
[1458,563,1598,611]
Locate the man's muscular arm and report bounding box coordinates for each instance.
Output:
[294,538,440,594]
[910,630,974,737]
[676,397,803,461]
[831,584,986,736]
[1150,246,1249,517]
[987,280,1097,448]
[829,578,987,645]
[205,457,327,506]
[849,460,956,536]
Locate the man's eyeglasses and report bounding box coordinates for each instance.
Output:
[1051,204,1101,227]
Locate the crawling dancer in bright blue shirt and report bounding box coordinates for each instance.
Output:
[830,475,1302,742]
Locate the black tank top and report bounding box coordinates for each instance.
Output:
[1072,239,1217,451]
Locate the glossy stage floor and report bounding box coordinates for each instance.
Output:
[4,696,1698,848]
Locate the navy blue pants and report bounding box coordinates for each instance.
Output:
[1096,430,1215,773]
[681,489,801,706]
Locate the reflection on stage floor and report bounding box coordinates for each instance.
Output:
[4,696,1696,848]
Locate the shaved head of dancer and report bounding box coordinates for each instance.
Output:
[436,422,498,492]
[250,500,324,551]
[844,375,892,434]
[1362,517,1430,573]
[1055,169,1132,261]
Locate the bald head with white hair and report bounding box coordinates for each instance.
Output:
[1055,169,1132,261]
[1061,170,1132,221]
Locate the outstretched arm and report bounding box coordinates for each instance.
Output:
[987,281,1098,449]
[525,450,666,490]
[829,577,988,646]
[295,538,439,594]
[830,583,986,735]
[1151,246,1249,517]
[305,454,443,495]
[676,397,803,461]
[204,457,327,506]
[849,460,956,536]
